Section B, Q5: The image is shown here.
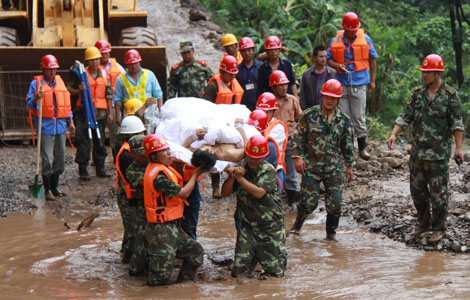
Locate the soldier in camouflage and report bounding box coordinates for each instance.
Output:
[290,79,355,241]
[387,54,464,243]
[221,135,287,277]
[126,134,149,276]
[168,41,214,98]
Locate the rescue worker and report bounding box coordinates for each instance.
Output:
[326,12,378,160]
[26,54,75,200]
[143,134,205,286]
[68,47,112,179]
[168,41,214,98]
[257,36,297,98]
[300,45,336,110]
[125,134,149,276]
[236,37,262,111]
[115,115,146,263]
[221,135,287,278]
[95,39,126,161]
[202,55,244,198]
[114,49,163,126]
[270,70,302,207]
[290,79,355,241]
[221,33,243,65]
[387,54,464,243]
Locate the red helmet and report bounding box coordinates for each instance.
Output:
[125,49,142,64]
[321,79,342,98]
[40,55,59,69]
[265,36,281,50]
[420,54,445,71]
[143,134,169,155]
[95,40,111,53]
[245,135,269,158]
[269,70,289,86]
[256,92,278,111]
[342,12,361,31]
[247,110,269,133]
[239,37,255,50]
[220,55,239,74]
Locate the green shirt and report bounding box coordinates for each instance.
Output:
[126,160,148,200]
[154,173,181,199]
[234,161,284,230]
[168,60,214,98]
[395,83,464,161]
[291,105,355,174]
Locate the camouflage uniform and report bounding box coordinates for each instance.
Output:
[146,173,203,286]
[232,161,287,277]
[168,41,214,98]
[395,83,464,231]
[291,105,355,235]
[126,159,148,275]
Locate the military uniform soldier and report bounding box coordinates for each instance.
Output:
[168,41,214,98]
[221,135,287,278]
[387,54,464,243]
[290,79,355,241]
[125,134,149,276]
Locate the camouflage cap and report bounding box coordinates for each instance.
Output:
[128,134,147,155]
[180,41,194,52]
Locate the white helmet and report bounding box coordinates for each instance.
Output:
[120,116,145,134]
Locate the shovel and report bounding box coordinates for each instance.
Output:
[29,85,45,200]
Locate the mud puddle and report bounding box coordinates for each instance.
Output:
[2,194,470,299]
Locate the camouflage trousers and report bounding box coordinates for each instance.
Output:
[297,172,344,216]
[129,200,148,275]
[146,220,203,286]
[232,223,287,278]
[409,158,449,231]
[116,191,133,256]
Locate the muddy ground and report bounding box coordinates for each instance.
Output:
[1,140,470,255]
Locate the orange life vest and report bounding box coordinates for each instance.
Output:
[204,74,244,105]
[329,28,370,74]
[223,51,243,65]
[77,66,108,109]
[115,142,136,200]
[29,75,71,119]
[143,163,185,224]
[264,118,288,171]
[108,58,122,92]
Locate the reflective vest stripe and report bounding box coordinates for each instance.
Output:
[121,69,148,106]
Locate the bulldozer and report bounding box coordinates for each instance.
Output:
[0,0,167,141]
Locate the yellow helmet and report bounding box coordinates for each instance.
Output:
[221,34,238,47]
[124,98,143,116]
[84,47,102,61]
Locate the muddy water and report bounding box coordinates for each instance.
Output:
[2,196,470,299]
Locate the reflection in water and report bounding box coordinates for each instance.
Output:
[1,198,470,299]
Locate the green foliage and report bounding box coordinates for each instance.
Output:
[366,116,393,142]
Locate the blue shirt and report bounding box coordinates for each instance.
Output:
[27,77,72,135]
[236,59,262,111]
[256,59,297,98]
[113,67,163,106]
[326,32,378,86]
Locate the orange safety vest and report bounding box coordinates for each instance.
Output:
[108,58,122,91]
[29,75,71,119]
[77,66,108,109]
[264,118,288,172]
[223,51,243,65]
[204,74,244,105]
[115,142,136,200]
[329,28,370,74]
[143,163,185,224]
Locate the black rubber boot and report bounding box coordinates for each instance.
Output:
[288,212,308,235]
[286,190,296,207]
[176,260,198,283]
[357,137,370,160]
[50,173,66,196]
[326,212,341,241]
[79,164,91,181]
[42,175,55,200]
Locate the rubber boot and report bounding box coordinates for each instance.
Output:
[357,137,370,160]
[96,167,111,178]
[176,260,198,283]
[50,173,66,196]
[326,212,341,241]
[42,175,55,200]
[288,212,308,235]
[286,190,296,207]
[211,173,221,199]
[79,164,91,181]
